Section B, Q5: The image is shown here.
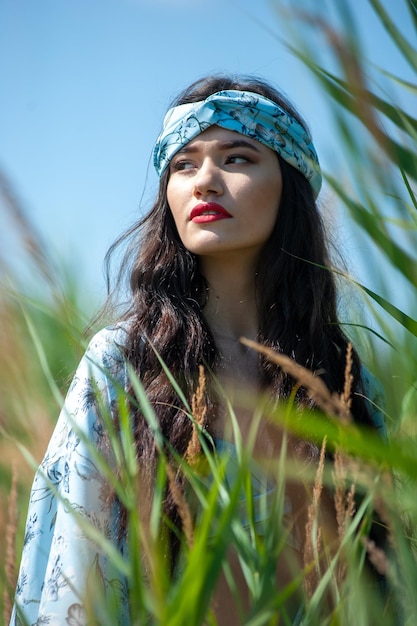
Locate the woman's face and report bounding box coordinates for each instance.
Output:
[166,125,282,266]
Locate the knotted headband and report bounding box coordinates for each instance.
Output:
[153,89,322,198]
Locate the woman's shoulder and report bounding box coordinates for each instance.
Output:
[87,321,130,352]
[360,365,387,438]
[77,321,133,387]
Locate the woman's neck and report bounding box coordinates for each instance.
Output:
[199,255,264,442]
[200,255,259,341]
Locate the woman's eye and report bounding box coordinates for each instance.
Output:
[226,154,250,164]
[171,160,195,171]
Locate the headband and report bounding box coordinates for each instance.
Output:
[153,89,322,198]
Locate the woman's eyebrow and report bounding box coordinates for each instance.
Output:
[218,139,261,152]
[176,138,261,155]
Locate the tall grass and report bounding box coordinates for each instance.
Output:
[272,0,417,418]
[2,1,417,623]
[0,167,88,621]
[271,0,417,622]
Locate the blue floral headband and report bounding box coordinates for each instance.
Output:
[153,89,322,198]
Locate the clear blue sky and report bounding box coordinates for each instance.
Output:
[0,0,414,307]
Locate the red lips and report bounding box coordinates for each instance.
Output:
[190,202,232,223]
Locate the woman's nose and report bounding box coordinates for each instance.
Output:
[193,159,223,198]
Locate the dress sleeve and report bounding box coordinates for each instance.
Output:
[11,326,131,626]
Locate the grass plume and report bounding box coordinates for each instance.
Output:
[186,364,207,464]
[240,338,347,418]
[304,435,327,598]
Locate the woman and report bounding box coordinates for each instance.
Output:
[11,74,388,625]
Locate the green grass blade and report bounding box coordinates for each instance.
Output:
[407,0,417,33]
[370,0,417,72]
[357,283,417,337]
[400,167,417,211]
[286,42,417,181]
[337,322,396,349]
[149,342,192,413]
[319,67,417,137]
[326,174,417,287]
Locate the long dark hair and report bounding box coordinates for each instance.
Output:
[101,73,377,564]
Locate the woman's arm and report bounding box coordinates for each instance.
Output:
[11,325,131,626]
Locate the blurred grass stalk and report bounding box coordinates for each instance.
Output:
[272,0,417,621]
[2,0,417,623]
[272,0,417,421]
[0,166,88,621]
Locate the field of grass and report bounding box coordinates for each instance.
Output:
[1,1,416,624]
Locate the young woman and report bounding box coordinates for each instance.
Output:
[11,74,388,625]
